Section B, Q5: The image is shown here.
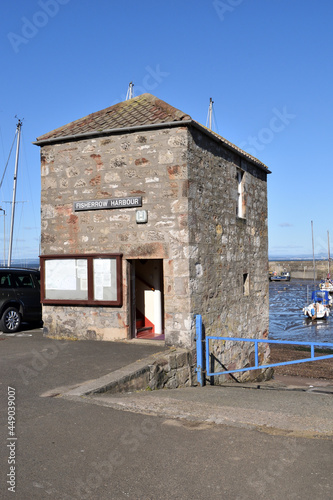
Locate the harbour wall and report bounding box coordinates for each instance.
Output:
[269,260,331,280]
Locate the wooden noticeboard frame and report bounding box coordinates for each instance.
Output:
[40,253,123,306]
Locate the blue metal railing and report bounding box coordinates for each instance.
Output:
[196,315,204,385]
[195,314,333,380]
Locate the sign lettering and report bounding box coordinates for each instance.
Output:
[74,196,142,212]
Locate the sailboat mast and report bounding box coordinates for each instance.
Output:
[126,82,134,100]
[328,230,331,278]
[208,97,213,129]
[311,220,316,284]
[7,119,22,267]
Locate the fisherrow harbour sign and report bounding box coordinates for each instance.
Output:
[74,196,142,212]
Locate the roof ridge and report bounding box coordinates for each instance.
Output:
[34,94,268,171]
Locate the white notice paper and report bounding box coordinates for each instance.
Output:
[46,260,77,290]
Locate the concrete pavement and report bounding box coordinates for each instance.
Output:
[1,328,333,499]
[2,327,333,438]
[83,382,333,439]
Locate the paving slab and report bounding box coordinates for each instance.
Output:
[2,328,332,439]
[81,384,332,438]
[56,347,333,439]
[2,327,333,500]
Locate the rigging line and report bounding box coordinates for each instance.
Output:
[206,108,210,128]
[13,200,25,261]
[212,106,219,135]
[0,126,7,203]
[21,128,38,237]
[0,128,17,191]
[0,125,7,163]
[11,201,28,262]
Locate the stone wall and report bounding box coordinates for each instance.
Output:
[40,126,192,346]
[89,348,197,394]
[187,128,270,380]
[40,122,270,373]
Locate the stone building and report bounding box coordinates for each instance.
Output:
[34,93,271,373]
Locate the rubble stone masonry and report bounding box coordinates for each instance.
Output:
[40,124,269,378]
[186,129,270,379]
[41,127,192,345]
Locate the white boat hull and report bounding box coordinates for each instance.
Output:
[303,303,329,320]
[319,281,333,293]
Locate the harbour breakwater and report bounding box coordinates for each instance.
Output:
[269,260,331,280]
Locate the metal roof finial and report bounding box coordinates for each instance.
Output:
[126,82,134,100]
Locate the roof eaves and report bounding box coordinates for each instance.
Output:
[190,121,271,173]
[32,120,193,146]
[33,117,270,173]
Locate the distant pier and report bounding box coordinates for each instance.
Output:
[269,260,331,280]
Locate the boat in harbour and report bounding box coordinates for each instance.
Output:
[269,271,290,282]
[303,290,330,320]
[319,231,333,292]
[302,222,331,319]
[319,277,333,293]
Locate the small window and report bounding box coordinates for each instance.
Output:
[237,169,245,218]
[40,254,122,306]
[243,273,249,296]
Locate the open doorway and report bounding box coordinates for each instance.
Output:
[129,259,164,340]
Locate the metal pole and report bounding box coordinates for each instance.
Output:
[209,98,213,129]
[0,208,5,265]
[8,119,22,267]
[196,315,204,386]
[311,220,315,284]
[126,82,134,100]
[254,340,258,368]
[328,230,330,278]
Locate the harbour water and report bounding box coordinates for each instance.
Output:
[269,279,333,343]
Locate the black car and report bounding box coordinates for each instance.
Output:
[0,268,42,333]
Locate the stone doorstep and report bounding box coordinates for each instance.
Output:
[62,348,195,399]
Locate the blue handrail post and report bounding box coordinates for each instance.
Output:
[196,315,204,386]
[254,340,259,368]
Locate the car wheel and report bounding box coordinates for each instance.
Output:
[0,307,21,333]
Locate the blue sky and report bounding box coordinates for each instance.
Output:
[1,0,332,260]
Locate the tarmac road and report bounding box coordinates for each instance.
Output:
[1,329,332,500]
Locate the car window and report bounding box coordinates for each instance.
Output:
[14,273,34,288]
[0,273,12,287]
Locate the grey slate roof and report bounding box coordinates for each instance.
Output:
[35,93,269,170]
